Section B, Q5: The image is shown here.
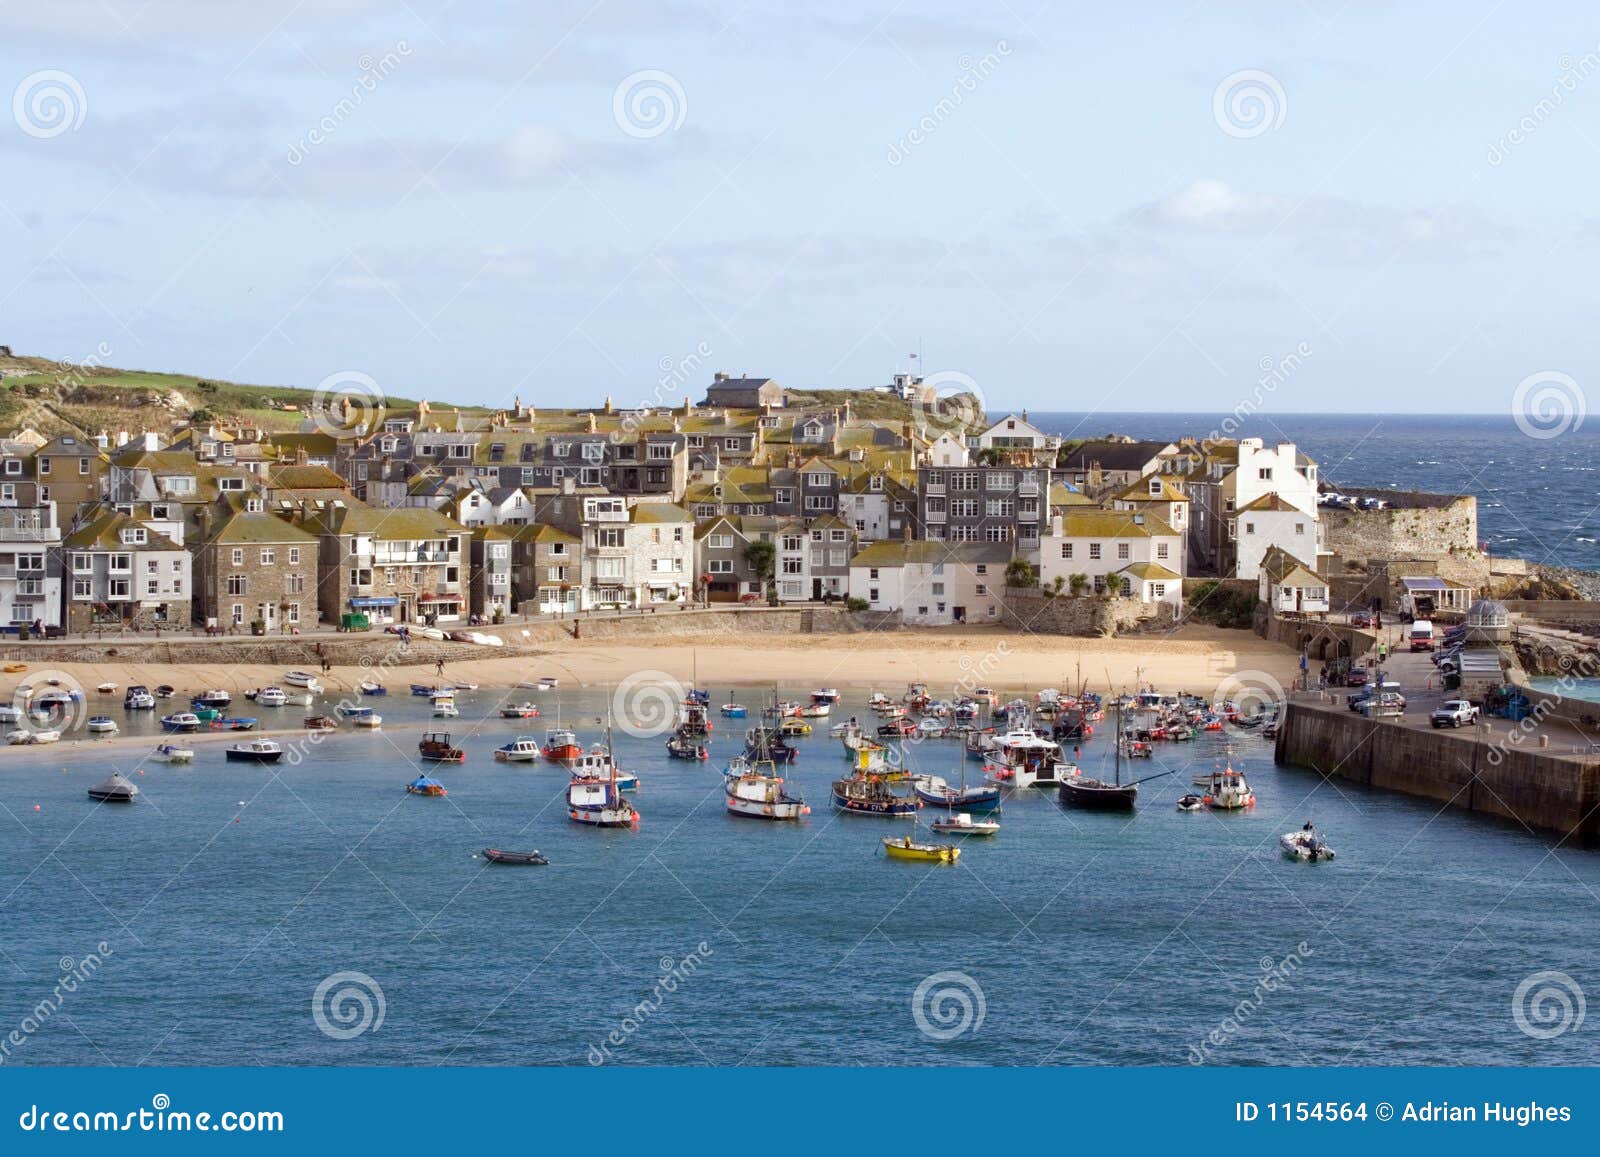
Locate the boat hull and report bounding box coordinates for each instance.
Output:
[881,838,959,863]
[831,789,919,817]
[225,750,283,764]
[1057,778,1138,811]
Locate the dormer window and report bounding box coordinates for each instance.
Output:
[121,528,147,546]
[380,437,398,453]
[218,477,245,491]
[246,498,264,513]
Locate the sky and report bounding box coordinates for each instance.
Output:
[3,1,1600,417]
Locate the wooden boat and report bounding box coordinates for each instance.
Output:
[303,715,338,732]
[724,750,808,820]
[419,731,466,763]
[283,671,323,691]
[1202,763,1256,810]
[494,736,543,762]
[666,731,709,760]
[498,702,540,719]
[482,847,548,865]
[225,739,284,764]
[881,835,959,863]
[359,680,387,696]
[96,682,118,694]
[344,707,381,728]
[87,716,119,735]
[1,662,25,673]
[912,772,1001,812]
[1058,702,1139,811]
[744,725,797,764]
[122,686,155,710]
[777,717,812,736]
[407,774,448,797]
[87,773,139,802]
[160,712,201,733]
[832,771,919,817]
[1281,823,1336,862]
[929,812,999,836]
[541,727,583,766]
[150,743,194,763]
[568,721,639,827]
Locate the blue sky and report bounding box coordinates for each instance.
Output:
[3,1,1598,415]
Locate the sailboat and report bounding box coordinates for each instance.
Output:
[1057,700,1139,811]
[913,755,1001,812]
[567,715,640,827]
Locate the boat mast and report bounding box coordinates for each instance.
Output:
[1114,699,1122,787]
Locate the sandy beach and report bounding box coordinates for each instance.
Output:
[0,624,1299,703]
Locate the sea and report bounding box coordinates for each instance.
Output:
[2,689,1597,1068]
[1030,411,1600,573]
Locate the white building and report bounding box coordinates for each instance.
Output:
[1039,510,1184,607]
[582,499,692,608]
[926,432,970,467]
[1259,547,1329,615]
[1221,438,1323,579]
[973,414,1059,455]
[0,505,62,630]
[847,541,1010,625]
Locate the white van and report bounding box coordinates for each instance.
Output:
[1409,620,1435,652]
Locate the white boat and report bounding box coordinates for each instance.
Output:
[916,717,951,738]
[255,687,288,708]
[7,728,60,745]
[432,702,460,718]
[810,687,841,703]
[1281,823,1336,862]
[283,671,323,691]
[983,730,1070,788]
[345,707,382,729]
[150,743,195,763]
[86,716,119,735]
[161,712,201,733]
[87,772,138,802]
[123,686,155,710]
[567,723,639,827]
[192,689,231,708]
[96,681,118,694]
[929,812,1000,837]
[0,706,21,725]
[359,679,386,696]
[499,702,540,719]
[1203,764,1256,810]
[495,736,543,762]
[724,754,809,820]
[225,739,284,764]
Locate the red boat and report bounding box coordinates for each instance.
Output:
[418,730,466,762]
[541,727,584,766]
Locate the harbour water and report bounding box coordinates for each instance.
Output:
[2,687,1596,1067]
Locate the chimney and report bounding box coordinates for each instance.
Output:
[714,372,729,383]
[587,413,597,433]
[603,395,613,415]
[682,396,692,415]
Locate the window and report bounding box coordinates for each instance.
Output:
[450,444,471,459]
[79,457,90,474]
[1060,543,1073,559]
[708,534,733,549]
[985,499,1014,518]
[724,438,741,451]
[1120,577,1133,596]
[287,573,305,594]
[72,578,92,599]
[2,459,18,475]
[72,553,91,573]
[709,559,733,574]
[232,604,244,626]
[38,457,50,476]
[227,575,247,595]
[1092,576,1105,594]
[109,579,131,599]
[109,553,131,572]
[951,499,978,518]
[1156,542,1169,560]
[648,444,671,460]
[1244,522,1255,535]
[952,471,978,491]
[1117,543,1130,560]
[549,542,568,557]
[261,549,275,565]
[288,547,301,565]
[931,583,945,596]
[774,488,792,505]
[782,535,803,551]
[1259,467,1273,480]
[1089,543,1101,560]
[1295,522,1305,535]
[598,528,625,548]
[1152,583,1166,599]
[975,584,987,595]
[217,477,245,491]
[869,588,879,602]
[582,442,605,463]
[286,603,300,624]
[146,559,159,574]
[781,558,803,575]
[146,579,159,595]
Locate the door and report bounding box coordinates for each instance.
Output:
[259,603,276,629]
[812,579,823,601]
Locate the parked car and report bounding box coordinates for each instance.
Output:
[1349,611,1374,628]
[1361,692,1406,718]
[1345,665,1370,687]
[1431,700,1479,728]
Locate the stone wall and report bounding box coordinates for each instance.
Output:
[1253,608,1378,661]
[1321,493,1478,567]
[999,589,1176,636]
[1275,699,1600,840]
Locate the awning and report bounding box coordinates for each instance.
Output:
[419,595,462,604]
[350,596,399,608]
[1401,577,1448,592]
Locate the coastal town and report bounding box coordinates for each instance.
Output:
[0,365,1523,643]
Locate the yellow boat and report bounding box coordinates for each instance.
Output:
[2,663,25,673]
[881,836,960,864]
[778,718,812,736]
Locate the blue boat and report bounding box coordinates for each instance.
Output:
[720,702,747,718]
[410,684,438,697]
[406,774,447,796]
[213,717,259,731]
[912,774,1002,812]
[359,680,387,696]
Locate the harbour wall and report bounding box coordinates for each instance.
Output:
[1253,611,1378,661]
[1274,699,1600,841]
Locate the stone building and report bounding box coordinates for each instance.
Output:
[304,502,471,626]
[61,508,192,632]
[194,497,321,630]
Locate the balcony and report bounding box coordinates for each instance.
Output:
[1018,481,1040,498]
[925,510,947,524]
[924,483,946,496]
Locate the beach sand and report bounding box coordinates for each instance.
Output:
[0,624,1299,702]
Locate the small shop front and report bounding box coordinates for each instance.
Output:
[349,595,400,626]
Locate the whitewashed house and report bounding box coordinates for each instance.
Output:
[582,499,693,608]
[1039,509,1184,608]
[848,541,1010,625]
[1259,546,1329,615]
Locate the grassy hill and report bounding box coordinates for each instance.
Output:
[0,351,447,438]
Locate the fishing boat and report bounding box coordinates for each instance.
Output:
[1176,794,1205,812]
[432,701,460,718]
[6,728,60,745]
[745,725,797,764]
[150,743,194,763]
[1281,822,1336,862]
[1202,763,1256,810]
[963,727,997,762]
[878,717,918,737]
[777,717,812,736]
[254,687,288,707]
[810,688,841,704]
[867,691,893,710]
[160,712,201,733]
[494,736,543,763]
[800,694,832,718]
[929,812,1000,837]
[572,744,638,791]
[881,835,959,863]
[123,685,155,710]
[283,671,323,691]
[720,702,747,718]
[832,769,919,817]
[916,717,951,738]
[344,707,382,728]
[724,742,809,820]
[407,773,448,797]
[982,730,1070,788]
[666,730,710,761]
[86,716,119,735]
[419,731,466,763]
[568,720,640,827]
[225,739,284,764]
[541,727,584,766]
[87,773,139,802]
[499,702,540,719]
[1058,702,1140,811]
[482,847,547,865]
[359,679,387,696]
[912,771,1002,812]
[303,715,338,732]
[192,689,231,708]
[678,700,712,737]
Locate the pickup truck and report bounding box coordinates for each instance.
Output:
[1430,700,1479,728]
